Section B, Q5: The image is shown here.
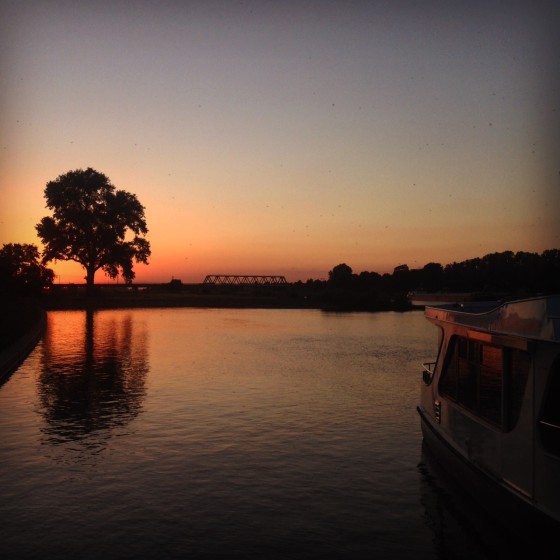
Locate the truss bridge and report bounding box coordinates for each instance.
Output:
[203,275,288,286]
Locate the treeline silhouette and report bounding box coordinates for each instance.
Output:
[293,249,560,310]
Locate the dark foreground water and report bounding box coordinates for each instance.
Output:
[0,308,524,559]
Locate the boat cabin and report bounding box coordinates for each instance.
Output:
[418,296,560,536]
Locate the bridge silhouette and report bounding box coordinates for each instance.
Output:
[203,275,288,286]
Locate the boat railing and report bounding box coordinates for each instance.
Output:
[422,361,436,385]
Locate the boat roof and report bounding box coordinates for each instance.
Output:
[424,295,560,343]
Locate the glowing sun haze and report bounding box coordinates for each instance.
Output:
[1,1,559,283]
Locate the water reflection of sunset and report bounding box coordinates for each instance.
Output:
[38,311,149,452]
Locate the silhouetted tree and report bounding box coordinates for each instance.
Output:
[391,264,411,290]
[357,270,382,290]
[511,251,542,292]
[314,248,560,307]
[541,249,560,293]
[0,243,54,295]
[419,262,444,291]
[444,258,483,291]
[328,263,354,286]
[36,168,150,294]
[393,264,409,274]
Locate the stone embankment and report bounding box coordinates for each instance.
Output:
[0,307,46,384]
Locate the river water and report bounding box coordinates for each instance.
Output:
[0,308,523,559]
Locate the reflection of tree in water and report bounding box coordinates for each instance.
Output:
[38,310,149,451]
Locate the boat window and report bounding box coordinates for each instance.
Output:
[439,336,530,431]
[422,326,445,385]
[439,338,459,400]
[479,345,503,425]
[508,349,530,429]
[539,357,560,457]
[435,325,444,364]
[457,338,481,412]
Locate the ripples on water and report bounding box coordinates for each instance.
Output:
[0,309,524,559]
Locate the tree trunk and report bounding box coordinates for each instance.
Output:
[86,267,96,296]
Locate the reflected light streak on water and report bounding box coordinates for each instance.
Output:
[0,309,523,559]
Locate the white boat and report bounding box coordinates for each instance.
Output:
[418,295,560,542]
[407,291,473,307]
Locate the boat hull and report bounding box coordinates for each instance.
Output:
[418,405,559,548]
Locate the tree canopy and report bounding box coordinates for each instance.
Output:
[328,263,353,286]
[36,168,150,292]
[325,249,560,297]
[0,243,54,295]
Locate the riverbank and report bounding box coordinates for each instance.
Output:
[37,286,412,312]
[40,290,310,310]
[0,300,46,381]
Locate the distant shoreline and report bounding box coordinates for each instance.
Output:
[38,289,413,312]
[41,292,314,311]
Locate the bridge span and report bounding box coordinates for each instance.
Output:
[203,275,288,286]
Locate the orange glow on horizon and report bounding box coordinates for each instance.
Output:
[2,3,559,281]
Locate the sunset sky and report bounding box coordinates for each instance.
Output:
[1,1,559,283]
